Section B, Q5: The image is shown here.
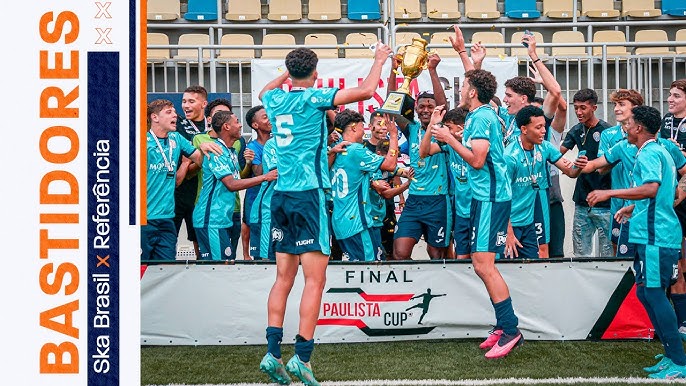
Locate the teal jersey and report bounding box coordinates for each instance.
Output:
[660,137,686,171]
[250,138,278,225]
[505,139,562,226]
[598,125,628,214]
[262,87,338,192]
[407,120,449,196]
[444,144,472,218]
[369,170,389,228]
[331,143,385,239]
[464,105,512,202]
[146,131,196,220]
[192,139,240,228]
[629,140,681,249]
[497,106,518,148]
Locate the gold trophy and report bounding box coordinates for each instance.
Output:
[377,37,429,116]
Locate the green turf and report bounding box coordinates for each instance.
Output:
[141,339,677,385]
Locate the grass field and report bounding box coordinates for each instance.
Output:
[141,339,686,385]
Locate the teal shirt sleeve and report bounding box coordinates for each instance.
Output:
[209,152,235,180]
[604,141,624,165]
[636,149,663,185]
[469,115,492,140]
[354,145,385,173]
[661,139,686,170]
[598,129,613,158]
[542,141,563,164]
[175,132,197,157]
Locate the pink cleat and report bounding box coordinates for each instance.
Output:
[479,328,503,350]
[484,330,523,359]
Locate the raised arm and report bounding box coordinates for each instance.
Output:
[258,71,290,101]
[334,42,392,106]
[419,106,445,158]
[524,34,561,119]
[427,53,447,108]
[222,169,278,192]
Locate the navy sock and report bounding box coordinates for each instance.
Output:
[294,334,314,363]
[493,297,519,336]
[644,287,686,366]
[671,293,686,328]
[636,286,663,339]
[266,326,283,359]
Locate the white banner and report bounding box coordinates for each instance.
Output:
[251,58,518,120]
[141,261,645,345]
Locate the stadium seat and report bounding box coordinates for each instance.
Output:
[510,31,547,59]
[426,0,461,20]
[592,30,629,57]
[225,0,261,21]
[621,0,661,17]
[308,0,342,21]
[217,34,255,59]
[471,31,506,57]
[505,0,542,19]
[175,33,212,61]
[305,33,339,58]
[430,32,458,57]
[582,0,620,18]
[543,0,580,18]
[261,34,296,58]
[267,0,302,21]
[396,32,422,47]
[675,29,686,54]
[147,32,171,62]
[347,0,381,20]
[394,0,422,20]
[634,30,672,55]
[662,0,686,17]
[465,0,501,19]
[344,33,378,58]
[148,0,180,20]
[551,30,589,59]
[183,0,218,21]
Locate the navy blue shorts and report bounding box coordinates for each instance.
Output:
[250,221,275,260]
[610,216,622,245]
[195,227,235,260]
[616,220,636,258]
[141,218,177,261]
[370,226,386,260]
[395,194,452,247]
[470,199,511,254]
[230,212,241,254]
[338,228,384,261]
[271,189,330,255]
[533,189,550,245]
[634,244,680,288]
[453,215,471,256]
[510,223,540,259]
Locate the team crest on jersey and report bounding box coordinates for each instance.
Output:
[271,228,284,242]
[593,131,601,142]
[534,151,542,162]
[496,231,507,246]
[681,124,686,133]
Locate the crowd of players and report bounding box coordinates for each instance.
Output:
[143,26,686,382]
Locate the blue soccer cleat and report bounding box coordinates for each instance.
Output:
[286,354,320,386]
[260,353,292,385]
[643,354,672,373]
[648,362,686,379]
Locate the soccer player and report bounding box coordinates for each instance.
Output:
[330,110,399,261]
[143,99,221,261]
[258,44,392,386]
[390,52,452,260]
[504,106,587,259]
[249,136,277,260]
[192,110,277,260]
[561,88,613,257]
[431,69,521,359]
[243,105,272,260]
[587,106,686,379]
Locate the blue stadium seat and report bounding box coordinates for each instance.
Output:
[505,0,541,18]
[183,0,218,21]
[348,0,381,20]
[662,0,686,16]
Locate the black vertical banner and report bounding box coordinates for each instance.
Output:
[87,52,120,386]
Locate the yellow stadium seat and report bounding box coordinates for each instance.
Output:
[217,34,255,59]
[551,30,589,59]
[543,0,580,18]
[267,0,302,21]
[308,0,341,21]
[396,32,422,47]
[147,0,180,20]
[261,34,296,58]
[225,0,261,21]
[465,0,501,19]
[677,29,686,55]
[622,0,661,17]
[471,31,506,57]
[582,0,620,17]
[147,32,170,62]
[592,30,629,57]
[510,31,547,59]
[430,32,458,57]
[634,30,672,55]
[175,33,212,62]
[426,0,461,19]
[305,33,339,58]
[393,0,422,20]
[344,33,378,58]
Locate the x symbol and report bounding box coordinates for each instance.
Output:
[95,2,112,18]
[96,28,112,44]
[96,255,110,268]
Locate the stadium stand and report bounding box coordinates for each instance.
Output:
[505,0,542,19]
[542,0,580,18]
[551,30,589,59]
[471,31,506,56]
[621,0,661,18]
[426,0,461,20]
[267,0,303,21]
[261,33,296,58]
[225,0,261,21]
[676,29,686,55]
[396,32,422,47]
[344,32,378,58]
[183,0,218,21]
[393,0,422,20]
[633,30,671,55]
[582,0,620,18]
[662,0,686,16]
[592,30,629,57]
[347,0,381,20]
[217,34,256,59]
[308,0,342,21]
[147,32,171,62]
[464,0,501,19]
[305,33,339,58]
[175,33,212,61]
[147,0,180,21]
[510,31,546,59]
[429,32,458,57]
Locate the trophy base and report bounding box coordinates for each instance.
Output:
[376,91,415,118]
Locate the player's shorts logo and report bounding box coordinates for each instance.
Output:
[224,246,233,257]
[271,228,284,242]
[341,252,350,261]
[496,231,507,246]
[612,227,620,237]
[619,244,628,254]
